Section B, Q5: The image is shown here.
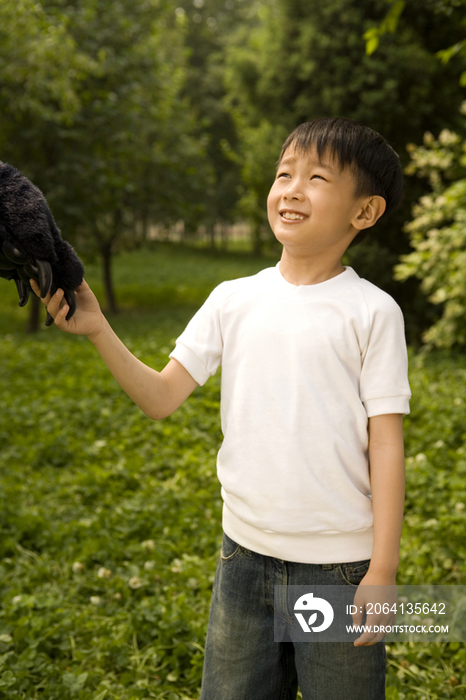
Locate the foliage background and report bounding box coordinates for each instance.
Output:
[1,0,466,340]
[395,109,466,349]
[1,0,466,697]
[0,246,465,699]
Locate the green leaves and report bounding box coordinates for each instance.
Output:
[0,0,209,315]
[0,0,94,127]
[363,1,406,56]
[0,244,273,699]
[62,672,89,696]
[0,327,221,698]
[220,0,466,273]
[386,350,466,697]
[395,116,466,349]
[0,246,465,697]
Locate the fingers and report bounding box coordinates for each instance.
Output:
[47,288,69,322]
[30,279,58,308]
[30,279,43,298]
[353,622,385,646]
[31,259,53,298]
[352,610,396,647]
[30,281,70,326]
[351,584,397,647]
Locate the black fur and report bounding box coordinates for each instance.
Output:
[0,161,84,296]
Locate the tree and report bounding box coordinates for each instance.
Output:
[0,0,95,330]
[364,0,466,85]
[0,0,92,132]
[222,116,288,255]
[395,108,466,348]
[43,0,206,312]
[0,0,207,318]
[172,0,246,250]
[221,0,466,335]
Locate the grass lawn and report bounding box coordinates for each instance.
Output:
[0,243,465,699]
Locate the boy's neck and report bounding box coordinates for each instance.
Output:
[279,249,346,287]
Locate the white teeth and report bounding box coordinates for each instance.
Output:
[282,211,305,220]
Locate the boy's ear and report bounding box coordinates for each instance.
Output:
[352,195,386,231]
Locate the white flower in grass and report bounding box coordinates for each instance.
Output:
[90,596,101,605]
[128,576,142,590]
[97,567,112,579]
[171,558,183,573]
[72,562,85,573]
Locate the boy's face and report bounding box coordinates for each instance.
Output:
[267,144,367,257]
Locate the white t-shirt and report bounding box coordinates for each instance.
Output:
[170,265,411,564]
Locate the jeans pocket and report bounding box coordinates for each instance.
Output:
[335,559,371,586]
[220,533,251,563]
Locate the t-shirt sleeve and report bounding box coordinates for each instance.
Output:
[169,284,224,385]
[360,295,411,417]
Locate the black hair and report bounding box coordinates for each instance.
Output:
[279,117,403,221]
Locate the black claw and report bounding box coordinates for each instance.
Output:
[36,259,53,298]
[23,262,40,282]
[14,277,30,307]
[45,312,55,327]
[17,265,32,285]
[0,249,17,270]
[3,240,28,265]
[64,289,77,320]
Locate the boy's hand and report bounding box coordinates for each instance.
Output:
[351,571,398,647]
[31,279,105,340]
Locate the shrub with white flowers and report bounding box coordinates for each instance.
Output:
[395,105,466,348]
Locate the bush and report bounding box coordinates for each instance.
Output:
[395,109,466,349]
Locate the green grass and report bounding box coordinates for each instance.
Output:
[0,243,465,699]
[88,242,279,313]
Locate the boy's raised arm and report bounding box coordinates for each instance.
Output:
[31,280,198,420]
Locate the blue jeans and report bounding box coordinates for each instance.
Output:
[200,533,386,700]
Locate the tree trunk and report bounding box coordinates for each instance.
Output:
[26,293,41,333]
[101,243,118,314]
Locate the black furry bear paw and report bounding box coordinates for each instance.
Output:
[0,162,84,326]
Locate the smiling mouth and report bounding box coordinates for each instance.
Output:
[280,210,307,221]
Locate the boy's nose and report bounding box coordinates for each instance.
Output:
[283,181,304,200]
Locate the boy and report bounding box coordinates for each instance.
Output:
[33,117,411,700]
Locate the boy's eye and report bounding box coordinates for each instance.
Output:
[311,174,325,181]
[277,172,291,179]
